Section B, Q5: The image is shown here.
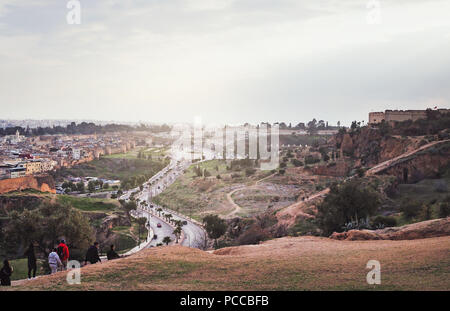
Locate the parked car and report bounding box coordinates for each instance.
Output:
[157,223,162,228]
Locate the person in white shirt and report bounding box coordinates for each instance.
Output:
[48,248,62,274]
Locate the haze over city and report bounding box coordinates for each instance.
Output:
[1,0,449,125]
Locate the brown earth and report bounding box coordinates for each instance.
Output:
[330,217,450,241]
[0,175,55,194]
[6,235,449,291]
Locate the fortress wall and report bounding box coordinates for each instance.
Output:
[0,175,56,194]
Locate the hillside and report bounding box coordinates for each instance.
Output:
[8,235,450,291]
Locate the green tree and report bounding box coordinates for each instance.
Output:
[119,200,137,222]
[137,217,147,244]
[76,181,85,193]
[88,180,96,193]
[316,181,380,236]
[202,215,227,248]
[162,236,172,246]
[1,202,94,259]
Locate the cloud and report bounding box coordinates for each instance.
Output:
[0,0,449,125]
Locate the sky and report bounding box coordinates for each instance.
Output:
[0,0,449,126]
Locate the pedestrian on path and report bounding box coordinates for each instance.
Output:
[0,259,13,286]
[106,244,120,260]
[48,248,62,274]
[85,242,102,265]
[24,242,37,279]
[57,239,69,271]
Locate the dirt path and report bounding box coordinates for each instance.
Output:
[224,173,276,218]
[366,139,450,175]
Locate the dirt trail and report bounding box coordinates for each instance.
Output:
[366,139,450,175]
[224,173,276,218]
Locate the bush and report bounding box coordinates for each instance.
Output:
[371,215,397,229]
[400,200,422,219]
[288,219,318,236]
[439,197,450,218]
[245,168,256,176]
[291,158,303,167]
[316,181,381,236]
[434,180,448,193]
[237,226,268,245]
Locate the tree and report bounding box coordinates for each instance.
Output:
[202,215,227,248]
[88,180,96,193]
[76,181,85,193]
[1,202,94,260]
[156,208,163,217]
[307,119,318,135]
[162,236,172,246]
[119,200,137,222]
[173,226,182,243]
[316,181,381,236]
[137,217,147,244]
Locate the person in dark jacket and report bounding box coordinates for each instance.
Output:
[85,242,102,265]
[24,242,37,279]
[106,244,120,261]
[0,259,13,286]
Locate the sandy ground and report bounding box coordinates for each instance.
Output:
[5,235,449,291]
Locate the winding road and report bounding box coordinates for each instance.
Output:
[121,159,207,250]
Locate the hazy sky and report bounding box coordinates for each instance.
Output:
[0,0,449,126]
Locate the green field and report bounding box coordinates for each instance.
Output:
[390,177,449,225]
[56,195,120,212]
[53,154,169,190]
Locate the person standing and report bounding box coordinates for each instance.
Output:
[48,248,62,274]
[0,260,13,286]
[85,242,102,265]
[24,242,37,279]
[57,239,69,271]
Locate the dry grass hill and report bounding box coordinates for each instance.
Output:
[6,235,450,291]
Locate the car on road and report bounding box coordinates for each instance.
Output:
[157,223,162,228]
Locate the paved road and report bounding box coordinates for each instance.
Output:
[121,159,207,250]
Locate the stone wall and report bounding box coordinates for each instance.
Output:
[0,175,56,194]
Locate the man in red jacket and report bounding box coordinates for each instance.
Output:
[57,239,69,271]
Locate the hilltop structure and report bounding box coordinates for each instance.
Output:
[368,109,450,124]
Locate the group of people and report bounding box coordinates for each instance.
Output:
[0,240,122,286]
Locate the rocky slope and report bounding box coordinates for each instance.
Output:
[330,217,450,241]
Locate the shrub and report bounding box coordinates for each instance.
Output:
[245,168,256,176]
[439,196,450,218]
[371,215,397,229]
[400,200,422,219]
[316,181,381,236]
[434,180,448,193]
[288,219,318,236]
[237,226,268,245]
[291,158,303,167]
